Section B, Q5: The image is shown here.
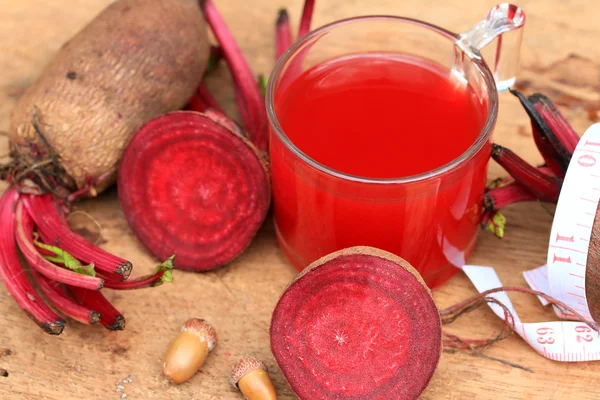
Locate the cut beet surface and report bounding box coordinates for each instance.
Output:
[117,111,271,271]
[270,246,441,400]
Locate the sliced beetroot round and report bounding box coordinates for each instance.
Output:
[270,246,441,400]
[117,111,270,271]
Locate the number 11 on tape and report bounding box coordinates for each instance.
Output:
[546,123,600,322]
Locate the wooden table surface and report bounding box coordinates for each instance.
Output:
[1,0,599,399]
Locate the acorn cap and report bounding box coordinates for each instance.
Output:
[181,318,217,351]
[229,357,268,388]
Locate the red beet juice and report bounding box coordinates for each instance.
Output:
[270,53,491,289]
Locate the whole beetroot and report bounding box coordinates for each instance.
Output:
[9,0,209,195]
[0,0,210,335]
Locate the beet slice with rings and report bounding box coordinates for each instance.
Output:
[270,246,442,400]
[117,111,271,271]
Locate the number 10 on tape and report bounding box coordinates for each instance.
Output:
[546,123,600,323]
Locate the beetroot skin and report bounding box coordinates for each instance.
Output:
[117,111,271,271]
[270,246,441,400]
[586,202,600,323]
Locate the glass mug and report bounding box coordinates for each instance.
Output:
[266,4,526,289]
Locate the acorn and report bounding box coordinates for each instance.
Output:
[230,357,277,400]
[162,318,217,384]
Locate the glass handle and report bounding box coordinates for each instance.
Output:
[452,3,526,92]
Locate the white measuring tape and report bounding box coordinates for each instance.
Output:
[462,123,600,362]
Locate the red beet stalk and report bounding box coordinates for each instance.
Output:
[510,89,572,174]
[187,89,211,113]
[204,108,245,137]
[484,166,557,211]
[207,45,224,74]
[529,110,568,179]
[23,193,132,281]
[68,285,125,330]
[173,76,241,130]
[201,0,268,153]
[481,167,557,239]
[14,200,104,290]
[491,143,562,202]
[275,0,317,93]
[529,92,581,154]
[103,256,174,290]
[187,83,225,114]
[196,84,223,113]
[0,188,65,334]
[31,271,100,325]
[276,9,293,60]
[298,0,315,37]
[484,181,537,211]
[531,130,566,178]
[187,45,225,113]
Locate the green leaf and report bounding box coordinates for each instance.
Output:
[154,255,175,274]
[161,270,174,284]
[258,74,268,98]
[483,212,506,238]
[145,255,176,287]
[205,46,223,75]
[33,235,96,276]
[79,263,96,277]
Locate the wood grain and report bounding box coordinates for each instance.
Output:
[1,0,599,399]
